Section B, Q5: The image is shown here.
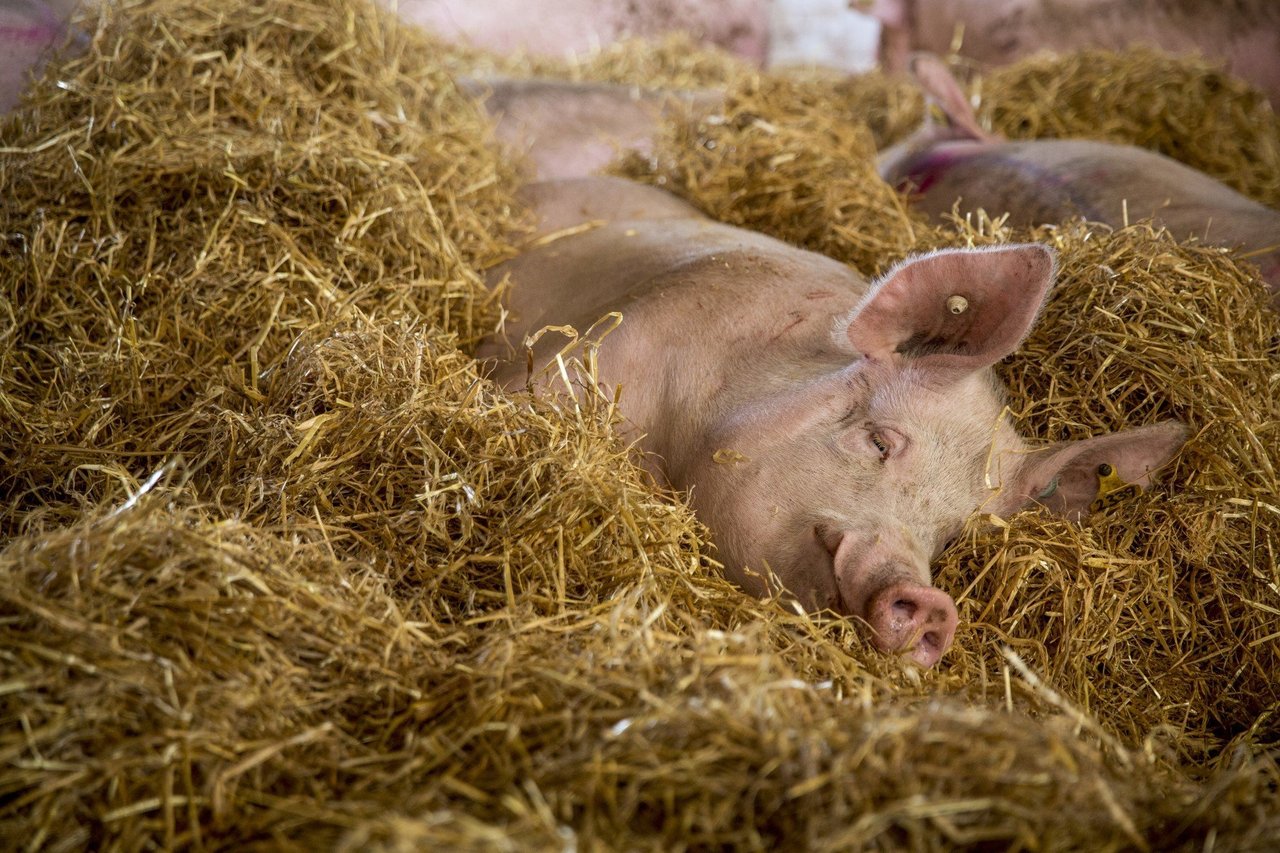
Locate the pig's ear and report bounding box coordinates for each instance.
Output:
[909,53,1003,144]
[994,421,1189,520]
[844,244,1056,377]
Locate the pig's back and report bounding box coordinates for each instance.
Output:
[515,176,707,236]
[909,139,1280,253]
[480,179,866,379]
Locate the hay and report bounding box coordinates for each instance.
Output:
[0,0,521,534]
[3,0,1280,848]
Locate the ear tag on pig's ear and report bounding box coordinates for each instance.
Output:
[946,295,968,315]
[1089,462,1140,514]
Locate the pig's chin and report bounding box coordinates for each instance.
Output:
[745,525,848,615]
[713,526,843,614]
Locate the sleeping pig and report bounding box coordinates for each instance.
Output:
[879,54,1280,304]
[474,80,1187,668]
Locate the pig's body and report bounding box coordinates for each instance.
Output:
[884,139,1280,296]
[480,175,1187,666]
[395,0,770,65]
[868,0,1280,109]
[0,0,69,113]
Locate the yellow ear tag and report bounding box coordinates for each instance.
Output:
[1089,463,1139,513]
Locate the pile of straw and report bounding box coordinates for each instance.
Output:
[2,0,1277,848]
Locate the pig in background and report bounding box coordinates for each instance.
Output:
[880,54,1280,306]
[393,0,772,66]
[397,0,885,72]
[864,0,1280,110]
[0,0,79,113]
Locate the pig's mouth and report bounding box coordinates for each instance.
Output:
[813,522,853,614]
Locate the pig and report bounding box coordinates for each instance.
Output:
[861,0,1280,110]
[393,0,770,65]
[0,0,71,112]
[879,54,1280,305]
[459,77,723,180]
[474,86,1187,668]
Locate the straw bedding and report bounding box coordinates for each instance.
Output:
[2,0,1278,848]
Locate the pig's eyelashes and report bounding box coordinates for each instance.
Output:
[835,420,902,461]
[867,427,906,461]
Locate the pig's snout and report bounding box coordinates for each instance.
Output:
[865,581,958,668]
[826,527,958,667]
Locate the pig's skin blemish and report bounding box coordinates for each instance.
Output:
[769,312,806,343]
[0,25,62,45]
[806,290,835,300]
[896,147,967,194]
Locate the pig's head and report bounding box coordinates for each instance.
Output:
[682,244,1186,667]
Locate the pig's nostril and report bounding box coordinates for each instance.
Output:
[891,598,917,624]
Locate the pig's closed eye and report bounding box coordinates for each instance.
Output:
[867,427,903,461]
[869,432,890,458]
[837,421,902,461]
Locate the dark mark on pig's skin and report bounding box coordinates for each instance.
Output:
[769,311,807,343]
[893,146,967,194]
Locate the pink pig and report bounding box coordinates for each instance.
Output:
[476,88,1187,666]
[395,0,770,65]
[879,54,1280,305]
[0,0,70,113]
[863,0,1280,110]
